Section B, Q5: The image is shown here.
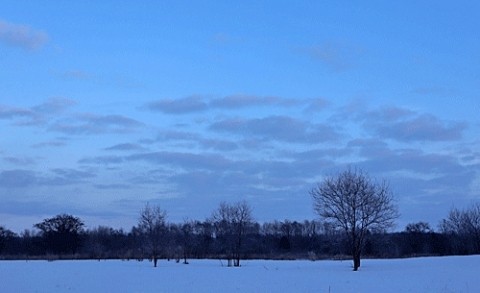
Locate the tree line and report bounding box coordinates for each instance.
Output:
[0,168,479,270]
[0,205,478,263]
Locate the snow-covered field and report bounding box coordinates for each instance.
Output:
[0,255,478,292]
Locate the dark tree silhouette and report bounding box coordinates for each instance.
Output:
[180,219,193,264]
[0,226,16,253]
[210,201,253,267]
[34,214,84,254]
[405,222,432,234]
[440,203,480,254]
[310,168,398,271]
[138,203,167,267]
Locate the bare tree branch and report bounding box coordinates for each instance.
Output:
[310,167,399,271]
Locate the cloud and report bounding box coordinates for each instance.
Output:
[370,114,466,142]
[79,155,124,165]
[156,130,201,142]
[303,98,330,113]
[60,70,92,81]
[364,106,416,123]
[0,19,48,50]
[57,70,144,90]
[0,168,96,188]
[290,147,351,161]
[210,95,297,109]
[347,105,467,142]
[127,151,233,171]
[354,146,466,176]
[304,41,362,72]
[50,114,144,135]
[1,99,142,136]
[145,95,306,114]
[211,32,242,46]
[347,138,393,158]
[104,143,146,152]
[0,105,39,125]
[210,115,339,143]
[3,156,36,166]
[94,183,132,190]
[155,130,238,151]
[146,96,208,114]
[0,169,37,188]
[31,140,67,149]
[32,97,76,114]
[43,168,96,186]
[411,86,457,97]
[200,138,238,151]
[0,98,75,126]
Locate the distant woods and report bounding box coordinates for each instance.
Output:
[0,168,479,266]
[0,204,479,263]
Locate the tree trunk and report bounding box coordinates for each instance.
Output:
[353,250,361,271]
[351,231,362,271]
[153,256,158,267]
[353,254,360,271]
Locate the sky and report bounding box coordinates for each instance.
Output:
[1,1,479,232]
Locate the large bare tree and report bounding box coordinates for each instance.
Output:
[310,168,398,271]
[210,201,253,267]
[138,203,167,267]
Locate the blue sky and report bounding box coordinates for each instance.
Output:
[1,1,479,232]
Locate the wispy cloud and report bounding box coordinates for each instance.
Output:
[0,98,75,126]
[210,115,340,143]
[0,168,96,189]
[0,19,48,50]
[60,70,92,81]
[364,106,416,123]
[31,140,67,149]
[3,156,36,166]
[79,155,124,165]
[146,96,208,114]
[104,143,146,152]
[0,105,38,125]
[32,97,76,114]
[303,41,363,72]
[94,183,132,190]
[44,168,96,186]
[127,151,233,171]
[411,86,458,97]
[50,114,144,135]
[145,95,305,114]
[366,112,466,142]
[338,105,467,143]
[210,95,297,109]
[211,32,242,46]
[303,98,330,113]
[156,130,238,151]
[0,169,37,188]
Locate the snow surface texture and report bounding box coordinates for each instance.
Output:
[0,256,477,292]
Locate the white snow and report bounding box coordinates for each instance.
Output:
[0,255,478,292]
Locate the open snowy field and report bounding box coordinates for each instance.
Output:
[0,255,478,292]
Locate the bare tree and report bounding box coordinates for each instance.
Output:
[138,203,167,267]
[210,201,253,267]
[180,219,193,264]
[440,203,480,253]
[310,168,398,271]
